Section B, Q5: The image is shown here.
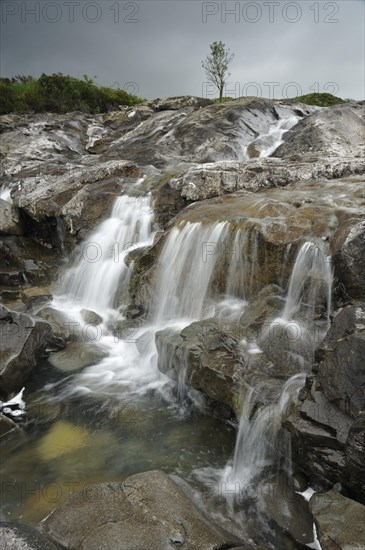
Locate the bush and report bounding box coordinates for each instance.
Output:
[288,93,345,107]
[0,74,143,115]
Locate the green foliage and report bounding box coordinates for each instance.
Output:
[289,93,345,107]
[213,96,236,103]
[202,41,234,100]
[0,74,143,115]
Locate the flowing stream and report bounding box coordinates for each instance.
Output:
[3,158,360,549]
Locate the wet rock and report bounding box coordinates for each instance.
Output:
[37,306,80,342]
[169,155,365,202]
[317,304,365,419]
[41,470,242,549]
[274,102,365,158]
[0,521,58,550]
[0,305,52,400]
[0,236,60,288]
[48,342,108,373]
[0,199,24,236]
[80,309,103,326]
[310,490,365,550]
[283,303,365,502]
[330,219,365,300]
[0,413,26,456]
[156,319,287,416]
[344,415,365,503]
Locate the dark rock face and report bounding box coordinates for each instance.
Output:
[0,199,24,236]
[283,303,365,503]
[310,490,365,550]
[41,470,242,550]
[0,522,58,550]
[0,236,59,289]
[330,219,365,300]
[0,305,52,400]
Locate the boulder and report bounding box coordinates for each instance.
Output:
[37,307,79,343]
[0,522,58,550]
[80,309,103,326]
[41,470,242,549]
[274,103,365,158]
[0,199,24,236]
[310,490,365,550]
[0,305,52,400]
[48,342,108,373]
[156,319,289,417]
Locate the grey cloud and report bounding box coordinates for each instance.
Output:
[0,0,364,100]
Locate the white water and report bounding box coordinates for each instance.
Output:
[57,195,155,317]
[283,241,332,323]
[0,186,12,203]
[222,373,305,497]
[152,221,229,323]
[259,116,299,157]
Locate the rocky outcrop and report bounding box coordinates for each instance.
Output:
[168,155,365,201]
[0,305,52,400]
[41,470,242,549]
[330,218,365,300]
[156,315,298,417]
[283,303,365,503]
[274,102,365,158]
[310,490,365,550]
[0,199,24,236]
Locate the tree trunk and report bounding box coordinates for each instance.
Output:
[219,84,224,101]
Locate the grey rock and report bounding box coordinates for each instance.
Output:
[274,103,365,158]
[310,490,365,550]
[0,305,52,400]
[48,342,108,373]
[0,522,58,550]
[41,470,242,549]
[331,219,365,300]
[0,199,24,236]
[80,309,103,326]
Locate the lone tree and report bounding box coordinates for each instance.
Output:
[202,41,234,101]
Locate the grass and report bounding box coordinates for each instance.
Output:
[0,74,143,115]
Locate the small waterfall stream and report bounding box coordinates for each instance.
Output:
[57,194,155,316]
[222,241,333,499]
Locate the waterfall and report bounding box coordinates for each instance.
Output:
[225,226,261,301]
[282,241,332,324]
[223,374,306,499]
[0,186,12,203]
[152,221,229,323]
[57,195,155,316]
[259,116,299,157]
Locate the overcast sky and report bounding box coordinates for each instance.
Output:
[1,0,364,100]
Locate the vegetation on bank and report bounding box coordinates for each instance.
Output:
[214,93,348,106]
[0,74,143,115]
[289,92,346,106]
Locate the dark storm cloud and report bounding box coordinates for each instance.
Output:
[0,0,364,99]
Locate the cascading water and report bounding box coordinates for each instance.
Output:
[0,185,12,203]
[222,373,306,498]
[152,221,229,323]
[57,195,155,316]
[259,116,299,157]
[221,241,333,500]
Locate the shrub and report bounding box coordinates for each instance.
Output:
[0,73,143,114]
